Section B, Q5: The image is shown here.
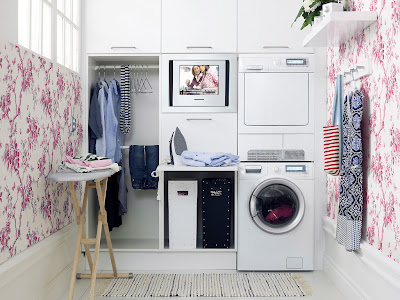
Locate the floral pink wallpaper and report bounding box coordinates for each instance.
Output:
[0,41,82,264]
[326,0,400,262]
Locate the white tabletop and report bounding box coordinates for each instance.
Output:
[49,169,118,182]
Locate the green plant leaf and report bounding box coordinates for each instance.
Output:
[291,6,305,27]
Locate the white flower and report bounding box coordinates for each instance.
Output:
[303,0,321,13]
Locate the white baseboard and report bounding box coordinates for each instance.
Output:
[322,216,400,300]
[0,223,84,300]
[87,251,237,271]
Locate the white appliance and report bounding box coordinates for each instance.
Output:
[237,162,314,271]
[238,54,315,162]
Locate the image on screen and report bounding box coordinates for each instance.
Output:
[179,65,219,95]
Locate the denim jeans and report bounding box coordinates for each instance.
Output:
[129,145,159,189]
[145,145,159,189]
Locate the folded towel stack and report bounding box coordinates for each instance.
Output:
[59,153,120,173]
[180,151,240,167]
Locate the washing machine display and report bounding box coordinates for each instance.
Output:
[250,179,305,234]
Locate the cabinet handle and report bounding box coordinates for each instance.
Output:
[186,118,212,121]
[186,46,213,49]
[263,46,289,49]
[111,46,137,49]
[247,65,263,70]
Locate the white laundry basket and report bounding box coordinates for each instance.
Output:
[168,180,197,249]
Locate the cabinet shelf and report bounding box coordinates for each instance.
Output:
[302,11,378,47]
[90,238,160,252]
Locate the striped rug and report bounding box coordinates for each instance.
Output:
[98,273,312,297]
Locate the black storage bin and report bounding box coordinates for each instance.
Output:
[201,178,233,248]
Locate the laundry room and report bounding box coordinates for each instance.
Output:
[0,0,399,299]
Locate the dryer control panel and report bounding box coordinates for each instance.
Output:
[238,53,314,73]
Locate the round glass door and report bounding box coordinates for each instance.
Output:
[249,179,305,234]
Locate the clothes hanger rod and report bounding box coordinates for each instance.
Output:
[94,65,158,70]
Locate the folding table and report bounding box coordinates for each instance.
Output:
[49,170,132,300]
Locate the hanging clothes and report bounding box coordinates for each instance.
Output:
[88,83,101,154]
[129,145,159,190]
[336,90,364,251]
[333,75,344,170]
[104,80,118,162]
[95,80,108,157]
[108,79,128,216]
[105,172,122,231]
[109,79,123,163]
[120,65,131,135]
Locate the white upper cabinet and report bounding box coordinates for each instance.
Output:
[238,0,310,52]
[162,0,237,53]
[85,0,161,53]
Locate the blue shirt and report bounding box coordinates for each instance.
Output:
[95,80,108,157]
[105,81,118,162]
[109,80,124,163]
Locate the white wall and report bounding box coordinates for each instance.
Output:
[0,224,85,300]
[323,217,400,300]
[0,0,18,44]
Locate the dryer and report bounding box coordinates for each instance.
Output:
[238,54,315,162]
[237,162,314,271]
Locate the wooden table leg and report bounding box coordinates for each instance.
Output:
[69,177,132,300]
[96,178,118,277]
[88,217,103,300]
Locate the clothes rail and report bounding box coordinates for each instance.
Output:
[94,65,159,70]
[334,59,372,84]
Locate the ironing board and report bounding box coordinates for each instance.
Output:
[49,170,132,300]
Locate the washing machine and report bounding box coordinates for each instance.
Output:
[237,162,314,271]
[238,53,315,162]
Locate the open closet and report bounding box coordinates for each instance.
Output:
[86,55,160,254]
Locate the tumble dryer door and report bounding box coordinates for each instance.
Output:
[249,178,305,234]
[244,73,309,126]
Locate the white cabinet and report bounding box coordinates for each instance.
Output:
[161,0,237,53]
[84,0,161,53]
[160,113,238,161]
[238,0,310,52]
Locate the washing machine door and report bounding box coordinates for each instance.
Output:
[249,178,305,234]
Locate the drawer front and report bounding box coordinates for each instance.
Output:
[160,113,238,161]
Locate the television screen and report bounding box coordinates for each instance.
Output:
[179,65,219,95]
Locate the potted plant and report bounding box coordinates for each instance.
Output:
[293,0,343,30]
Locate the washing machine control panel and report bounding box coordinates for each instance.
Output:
[269,163,311,177]
[239,163,314,179]
[285,165,307,172]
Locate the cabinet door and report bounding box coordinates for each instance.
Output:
[238,0,310,52]
[85,0,161,53]
[160,113,238,161]
[162,0,237,53]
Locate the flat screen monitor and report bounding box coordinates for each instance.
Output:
[170,60,229,107]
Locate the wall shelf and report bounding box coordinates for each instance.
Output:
[302,11,378,47]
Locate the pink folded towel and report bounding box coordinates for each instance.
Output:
[65,155,113,168]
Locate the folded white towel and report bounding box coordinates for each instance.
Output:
[58,162,120,173]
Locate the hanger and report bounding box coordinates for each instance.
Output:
[138,65,145,93]
[141,65,153,93]
[113,65,116,80]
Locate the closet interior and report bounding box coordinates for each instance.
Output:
[86,55,160,251]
